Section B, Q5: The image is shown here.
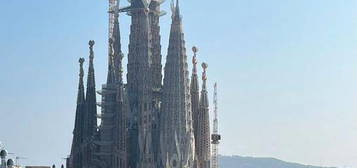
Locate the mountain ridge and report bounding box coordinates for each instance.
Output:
[219,155,337,168]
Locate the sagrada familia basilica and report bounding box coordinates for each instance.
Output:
[67,0,215,168]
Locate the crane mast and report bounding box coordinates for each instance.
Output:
[211,82,221,168]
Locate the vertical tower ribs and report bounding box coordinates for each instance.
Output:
[197,63,211,168]
[160,0,195,167]
[68,58,86,168]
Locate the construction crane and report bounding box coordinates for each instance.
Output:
[211,82,221,168]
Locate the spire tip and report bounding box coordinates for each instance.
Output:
[79,58,85,77]
[192,46,198,54]
[202,62,208,70]
[79,58,85,65]
[89,40,95,48]
[89,40,95,60]
[202,62,208,81]
[192,46,198,74]
[192,46,198,65]
[171,0,180,18]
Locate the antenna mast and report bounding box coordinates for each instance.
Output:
[211,82,221,168]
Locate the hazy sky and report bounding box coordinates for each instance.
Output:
[1,0,357,167]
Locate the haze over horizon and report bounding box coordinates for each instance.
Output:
[1,0,357,167]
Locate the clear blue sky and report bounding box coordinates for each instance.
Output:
[1,0,357,167]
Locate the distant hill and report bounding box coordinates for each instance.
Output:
[219,155,337,168]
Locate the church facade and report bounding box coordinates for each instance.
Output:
[67,1,212,168]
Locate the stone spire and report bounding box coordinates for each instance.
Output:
[85,40,98,139]
[112,12,123,84]
[97,8,128,168]
[126,0,155,168]
[149,0,164,89]
[190,47,200,168]
[200,63,209,107]
[76,58,85,143]
[149,0,165,166]
[79,41,98,168]
[107,38,116,84]
[69,58,86,168]
[160,0,195,167]
[171,0,180,20]
[113,11,127,168]
[77,58,86,106]
[197,62,211,168]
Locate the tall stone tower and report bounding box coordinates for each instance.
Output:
[196,63,211,168]
[68,41,99,168]
[96,10,127,168]
[149,0,164,90]
[68,58,86,168]
[112,12,128,168]
[67,1,215,168]
[190,47,200,168]
[148,1,165,166]
[85,40,98,142]
[126,0,156,168]
[160,0,195,167]
[83,41,99,168]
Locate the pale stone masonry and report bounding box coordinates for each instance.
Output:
[197,63,211,168]
[190,47,200,168]
[67,0,212,168]
[160,1,195,168]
